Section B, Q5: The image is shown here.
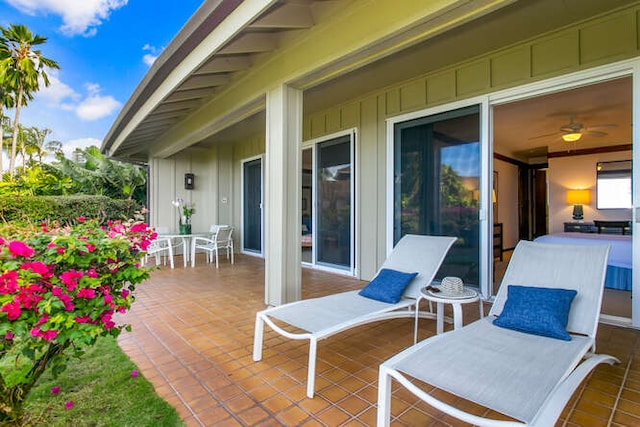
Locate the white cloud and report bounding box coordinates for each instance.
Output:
[38,69,81,106]
[34,73,121,121]
[6,0,128,37]
[142,53,157,67]
[61,137,101,159]
[142,44,160,67]
[75,83,121,121]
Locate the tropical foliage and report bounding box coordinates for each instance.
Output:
[0,145,147,205]
[0,216,156,424]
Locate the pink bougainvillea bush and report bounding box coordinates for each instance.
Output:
[0,216,156,424]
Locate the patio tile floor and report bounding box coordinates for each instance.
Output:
[117,254,640,426]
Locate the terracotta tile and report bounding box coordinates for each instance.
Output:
[236,406,271,425]
[338,395,370,416]
[262,394,295,414]
[299,396,332,414]
[116,256,640,426]
[396,407,438,425]
[248,384,279,402]
[195,405,233,426]
[319,385,350,402]
[316,406,351,425]
[226,394,257,413]
[298,419,325,427]
[275,405,311,425]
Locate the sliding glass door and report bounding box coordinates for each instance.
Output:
[316,136,352,270]
[301,133,355,273]
[242,157,262,255]
[393,105,481,286]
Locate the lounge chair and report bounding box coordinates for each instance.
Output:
[377,240,619,427]
[253,234,457,398]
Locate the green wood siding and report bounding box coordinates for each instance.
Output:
[304,3,640,136]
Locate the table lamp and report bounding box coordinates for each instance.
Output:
[566,189,590,221]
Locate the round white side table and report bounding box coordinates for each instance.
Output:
[413,283,481,342]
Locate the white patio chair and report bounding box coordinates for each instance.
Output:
[191,225,234,268]
[377,240,618,427]
[253,234,457,398]
[144,235,175,269]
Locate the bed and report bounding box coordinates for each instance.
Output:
[534,233,632,291]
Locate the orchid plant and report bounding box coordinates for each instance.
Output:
[0,216,156,424]
[171,197,195,225]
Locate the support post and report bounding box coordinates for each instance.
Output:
[264,84,302,306]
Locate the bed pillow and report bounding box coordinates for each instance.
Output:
[359,268,418,304]
[493,285,577,341]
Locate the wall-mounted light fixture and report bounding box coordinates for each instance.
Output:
[566,189,590,221]
[184,173,195,190]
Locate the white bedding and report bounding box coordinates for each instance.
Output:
[534,233,631,269]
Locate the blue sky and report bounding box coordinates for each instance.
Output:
[0,0,202,161]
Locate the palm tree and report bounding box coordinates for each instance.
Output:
[0,24,59,177]
[45,139,63,158]
[0,79,14,181]
[23,126,51,164]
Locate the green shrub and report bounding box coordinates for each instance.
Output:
[0,195,140,225]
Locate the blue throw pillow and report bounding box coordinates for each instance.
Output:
[493,285,578,341]
[358,268,419,304]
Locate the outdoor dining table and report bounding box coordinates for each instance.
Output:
[157,232,209,267]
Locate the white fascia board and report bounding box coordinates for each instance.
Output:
[108,0,277,157]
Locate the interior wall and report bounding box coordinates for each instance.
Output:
[548,150,633,233]
[494,159,519,250]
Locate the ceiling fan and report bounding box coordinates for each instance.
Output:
[529,115,617,142]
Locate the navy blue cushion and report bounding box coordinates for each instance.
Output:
[493,285,578,341]
[358,268,419,304]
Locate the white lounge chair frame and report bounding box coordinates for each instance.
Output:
[253,234,456,398]
[378,240,619,427]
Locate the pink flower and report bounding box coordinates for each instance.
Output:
[87,269,98,278]
[104,294,113,304]
[30,327,58,341]
[77,216,86,222]
[131,370,139,377]
[1,301,22,320]
[74,315,91,324]
[85,243,95,253]
[59,270,83,291]
[77,288,96,299]
[0,271,19,294]
[8,241,34,258]
[5,331,14,340]
[121,289,130,298]
[42,330,58,340]
[20,261,51,278]
[56,247,65,254]
[130,223,147,233]
[51,386,60,395]
[47,242,56,249]
[0,237,5,245]
[51,288,74,310]
[65,401,74,410]
[35,314,49,326]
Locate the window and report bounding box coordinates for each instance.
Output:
[596,160,632,209]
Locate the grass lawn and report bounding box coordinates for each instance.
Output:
[20,335,184,426]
